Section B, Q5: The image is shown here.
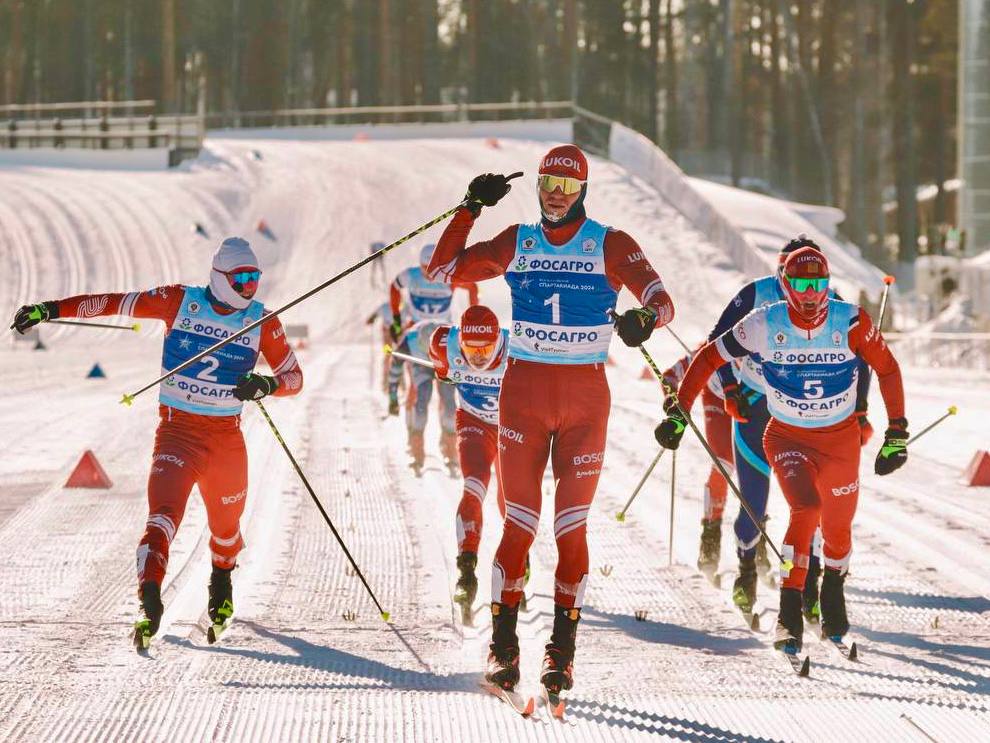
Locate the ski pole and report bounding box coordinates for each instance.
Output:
[120,199,478,406]
[50,318,141,332]
[637,342,791,569]
[384,345,433,370]
[906,406,957,447]
[666,325,692,354]
[669,449,676,567]
[254,400,391,622]
[877,275,895,330]
[383,345,455,384]
[615,447,665,522]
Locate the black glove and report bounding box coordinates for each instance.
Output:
[388,387,400,416]
[389,314,403,341]
[874,418,908,476]
[10,301,58,334]
[463,172,522,215]
[233,373,278,402]
[615,307,657,347]
[722,383,752,423]
[654,397,688,450]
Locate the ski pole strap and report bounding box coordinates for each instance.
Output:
[121,203,464,407]
[906,406,957,447]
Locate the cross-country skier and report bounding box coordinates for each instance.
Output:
[700,236,873,620]
[655,247,906,654]
[9,237,304,648]
[388,243,479,340]
[661,350,732,582]
[427,144,675,702]
[387,318,458,473]
[426,305,509,622]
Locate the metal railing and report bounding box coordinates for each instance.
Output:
[206,100,574,130]
[1,101,202,154]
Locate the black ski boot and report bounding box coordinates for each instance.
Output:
[697,518,721,580]
[802,556,822,624]
[774,587,804,654]
[541,605,580,716]
[732,555,758,614]
[207,566,234,643]
[820,568,849,640]
[485,602,521,690]
[453,552,478,624]
[133,580,163,650]
[755,517,775,586]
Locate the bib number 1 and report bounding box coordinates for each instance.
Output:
[544,293,561,325]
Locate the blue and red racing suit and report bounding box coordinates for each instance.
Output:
[429,207,674,608]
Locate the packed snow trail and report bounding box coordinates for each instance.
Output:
[0,135,988,741]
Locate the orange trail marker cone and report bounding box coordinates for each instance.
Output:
[65,450,112,489]
[962,450,990,487]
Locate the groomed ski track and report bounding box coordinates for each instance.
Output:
[0,136,987,742]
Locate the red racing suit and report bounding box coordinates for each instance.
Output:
[675,303,904,591]
[429,325,508,554]
[428,208,674,608]
[663,353,732,521]
[54,286,303,588]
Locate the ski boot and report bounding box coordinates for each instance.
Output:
[440,430,459,476]
[541,605,580,718]
[453,552,478,625]
[819,568,849,640]
[697,518,722,584]
[774,588,804,654]
[485,602,521,690]
[755,517,775,587]
[207,566,234,644]
[408,429,426,475]
[133,580,163,651]
[802,556,822,624]
[732,555,758,616]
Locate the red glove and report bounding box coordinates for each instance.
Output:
[722,384,751,423]
[855,411,874,446]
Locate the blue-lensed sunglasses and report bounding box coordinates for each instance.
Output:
[228,270,261,283]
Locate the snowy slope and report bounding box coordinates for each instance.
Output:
[0,135,988,742]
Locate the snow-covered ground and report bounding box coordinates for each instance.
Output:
[1,135,988,742]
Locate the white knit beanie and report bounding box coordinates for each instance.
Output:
[209,237,259,309]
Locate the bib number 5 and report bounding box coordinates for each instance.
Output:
[803,379,823,399]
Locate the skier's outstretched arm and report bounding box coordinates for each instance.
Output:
[428,207,517,284]
[848,308,904,422]
[10,286,185,334]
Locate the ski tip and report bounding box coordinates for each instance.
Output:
[615,511,626,522]
[380,611,391,623]
[849,642,859,661]
[120,393,135,407]
[799,656,811,677]
[207,626,217,645]
[750,613,761,632]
